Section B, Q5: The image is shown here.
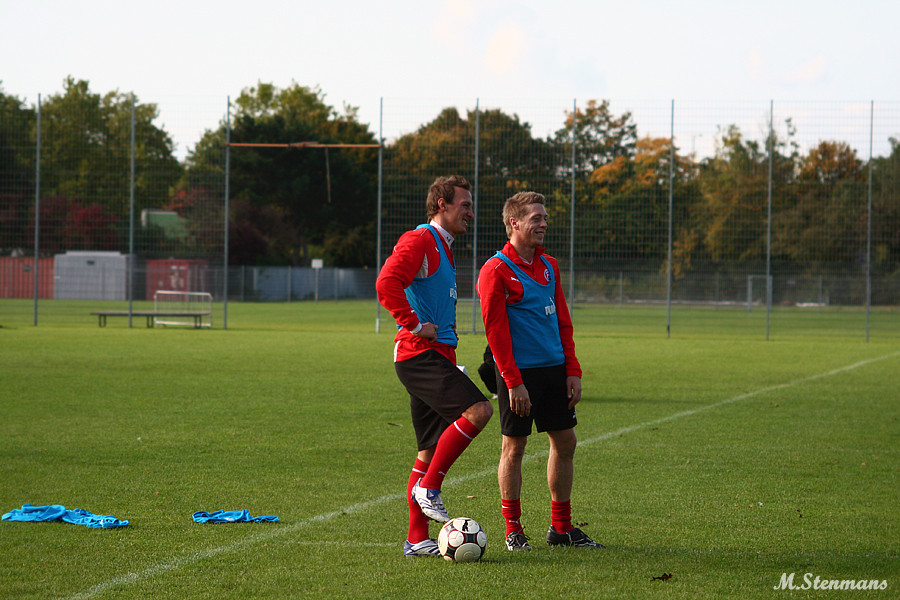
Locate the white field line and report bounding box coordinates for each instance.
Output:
[62,350,900,600]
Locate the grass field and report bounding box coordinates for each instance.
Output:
[1,300,898,599]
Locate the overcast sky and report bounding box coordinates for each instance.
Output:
[3,0,898,158]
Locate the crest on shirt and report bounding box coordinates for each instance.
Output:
[544,268,551,283]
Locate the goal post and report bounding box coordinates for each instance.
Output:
[746,274,772,313]
[153,290,213,328]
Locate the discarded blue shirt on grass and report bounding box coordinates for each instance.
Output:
[192,510,279,523]
[2,504,129,529]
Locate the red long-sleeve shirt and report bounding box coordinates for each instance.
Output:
[477,242,581,389]
[376,222,458,364]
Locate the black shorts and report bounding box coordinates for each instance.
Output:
[395,350,487,451]
[496,363,577,437]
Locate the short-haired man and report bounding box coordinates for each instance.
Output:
[376,175,493,557]
[477,191,603,550]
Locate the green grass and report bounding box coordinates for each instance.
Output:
[1,300,898,599]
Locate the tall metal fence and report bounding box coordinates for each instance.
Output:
[379,98,900,339]
[1,93,898,337]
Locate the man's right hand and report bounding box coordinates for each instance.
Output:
[414,322,438,341]
[508,384,531,417]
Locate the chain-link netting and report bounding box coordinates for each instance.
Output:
[2,89,898,336]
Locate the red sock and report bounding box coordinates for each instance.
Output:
[406,459,430,543]
[501,498,523,535]
[551,500,573,533]
[419,416,480,490]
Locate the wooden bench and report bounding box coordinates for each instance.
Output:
[91,311,211,328]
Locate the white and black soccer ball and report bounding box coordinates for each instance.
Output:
[437,517,487,562]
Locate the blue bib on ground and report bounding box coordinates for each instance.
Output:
[192,510,279,523]
[2,503,129,529]
[401,225,458,347]
[494,252,564,369]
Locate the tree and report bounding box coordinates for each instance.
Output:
[387,107,474,193]
[386,106,557,262]
[693,125,774,264]
[552,99,638,177]
[0,86,36,253]
[546,100,640,269]
[869,138,900,277]
[186,82,378,266]
[29,195,120,253]
[164,186,224,258]
[772,141,867,267]
[39,77,182,222]
[586,136,697,272]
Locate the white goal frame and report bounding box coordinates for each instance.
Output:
[746,274,772,313]
[153,290,213,328]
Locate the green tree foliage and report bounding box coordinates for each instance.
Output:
[773,141,867,267]
[667,122,802,273]
[385,106,555,258]
[0,86,36,252]
[388,107,474,181]
[40,77,181,216]
[588,136,698,273]
[3,81,897,283]
[870,138,900,275]
[476,108,558,255]
[186,82,378,266]
[552,99,638,176]
[2,80,182,255]
[696,125,770,263]
[548,100,641,268]
[0,87,34,193]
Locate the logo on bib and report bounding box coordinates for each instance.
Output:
[544,297,556,316]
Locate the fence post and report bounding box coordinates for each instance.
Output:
[618,272,624,309]
[569,99,576,314]
[865,100,874,342]
[32,94,42,326]
[128,94,136,327]
[472,99,481,333]
[765,100,774,340]
[666,99,674,338]
[715,272,720,310]
[223,96,231,328]
[747,276,753,312]
[375,98,383,333]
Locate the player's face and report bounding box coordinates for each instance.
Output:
[439,188,474,236]
[512,203,548,248]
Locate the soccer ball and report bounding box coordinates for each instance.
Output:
[437,517,487,562]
